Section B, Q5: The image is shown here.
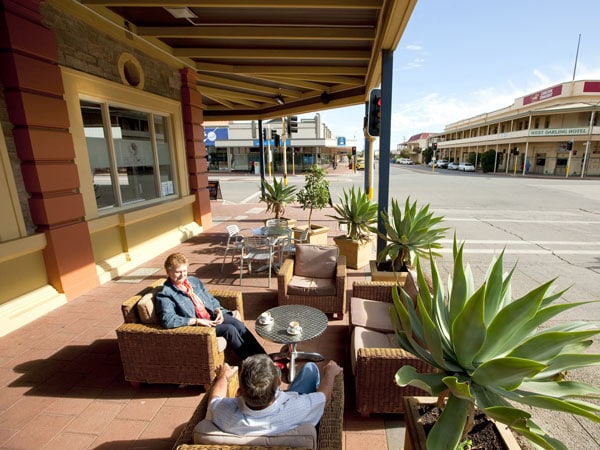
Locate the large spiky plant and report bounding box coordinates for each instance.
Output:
[260,177,297,219]
[392,239,600,450]
[327,186,378,242]
[377,197,448,272]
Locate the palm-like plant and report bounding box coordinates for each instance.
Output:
[260,177,297,219]
[392,239,600,450]
[327,187,378,242]
[377,197,448,272]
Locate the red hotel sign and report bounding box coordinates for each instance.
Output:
[523,84,563,105]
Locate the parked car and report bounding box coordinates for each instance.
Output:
[458,162,475,172]
[447,161,459,170]
[355,158,365,170]
[435,159,448,168]
[398,158,413,165]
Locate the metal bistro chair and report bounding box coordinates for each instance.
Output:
[281,227,310,259]
[221,224,251,272]
[239,236,276,287]
[265,218,288,228]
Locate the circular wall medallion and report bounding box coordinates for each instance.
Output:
[118,53,145,89]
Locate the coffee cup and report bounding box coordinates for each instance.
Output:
[289,321,300,332]
[259,312,272,323]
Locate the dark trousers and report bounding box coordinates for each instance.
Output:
[215,314,266,360]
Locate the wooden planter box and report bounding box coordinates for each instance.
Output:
[403,396,521,450]
[333,236,373,269]
[369,260,409,283]
[293,224,329,245]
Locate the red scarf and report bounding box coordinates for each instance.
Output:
[178,279,211,320]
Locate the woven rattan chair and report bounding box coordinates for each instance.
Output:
[350,274,434,416]
[172,369,344,450]
[116,278,244,388]
[277,244,346,319]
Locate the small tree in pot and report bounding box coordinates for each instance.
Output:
[296,165,330,229]
[392,239,600,450]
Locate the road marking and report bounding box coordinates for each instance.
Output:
[440,239,600,245]
[446,218,600,224]
[241,192,261,204]
[439,248,600,255]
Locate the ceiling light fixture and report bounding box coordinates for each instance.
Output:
[275,95,285,105]
[164,7,198,19]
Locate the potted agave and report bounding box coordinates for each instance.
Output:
[393,239,600,450]
[328,186,378,269]
[260,177,297,228]
[294,165,330,245]
[371,197,448,282]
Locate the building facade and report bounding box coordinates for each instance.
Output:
[435,80,600,177]
[204,116,357,173]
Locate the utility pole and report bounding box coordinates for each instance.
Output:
[281,117,288,185]
[267,125,272,177]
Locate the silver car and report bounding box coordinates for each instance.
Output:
[447,161,459,170]
[458,162,475,172]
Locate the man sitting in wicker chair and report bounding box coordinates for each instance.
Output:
[208,355,342,435]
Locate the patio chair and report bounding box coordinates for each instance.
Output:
[116,278,244,388]
[265,218,289,227]
[172,369,344,450]
[281,227,310,259]
[221,224,251,272]
[277,244,346,319]
[239,236,276,287]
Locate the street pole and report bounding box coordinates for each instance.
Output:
[281,117,288,185]
[259,119,266,197]
[267,125,272,177]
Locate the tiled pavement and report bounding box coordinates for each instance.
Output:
[0,168,404,450]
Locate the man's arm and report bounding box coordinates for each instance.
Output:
[316,361,343,406]
[209,363,237,402]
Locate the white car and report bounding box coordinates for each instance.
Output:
[458,162,475,172]
[398,158,413,165]
[447,161,459,170]
[435,159,448,168]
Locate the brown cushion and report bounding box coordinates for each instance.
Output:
[287,275,336,296]
[137,292,159,324]
[294,244,338,279]
[350,297,395,332]
[194,419,317,450]
[350,326,399,374]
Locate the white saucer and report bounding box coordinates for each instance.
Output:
[287,326,302,335]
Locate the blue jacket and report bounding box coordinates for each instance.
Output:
[155,276,230,329]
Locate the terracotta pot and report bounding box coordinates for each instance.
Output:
[369,260,409,283]
[403,396,521,450]
[333,235,373,269]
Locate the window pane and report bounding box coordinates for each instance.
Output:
[154,115,175,196]
[81,100,116,210]
[109,106,158,204]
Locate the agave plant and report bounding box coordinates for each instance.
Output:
[392,239,600,450]
[327,186,378,242]
[260,177,297,219]
[377,197,448,272]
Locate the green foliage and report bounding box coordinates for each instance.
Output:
[296,165,330,228]
[260,177,297,219]
[392,239,600,450]
[467,153,477,167]
[423,147,434,164]
[327,187,378,242]
[377,197,448,272]
[480,150,497,173]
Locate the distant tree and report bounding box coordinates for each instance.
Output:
[423,147,433,164]
[480,150,496,173]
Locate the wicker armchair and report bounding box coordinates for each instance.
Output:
[350,275,434,416]
[172,369,344,450]
[277,244,346,319]
[116,278,244,388]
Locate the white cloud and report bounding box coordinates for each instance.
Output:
[406,44,422,51]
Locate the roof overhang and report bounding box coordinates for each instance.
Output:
[76,0,418,120]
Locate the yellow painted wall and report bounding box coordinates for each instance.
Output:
[0,246,48,305]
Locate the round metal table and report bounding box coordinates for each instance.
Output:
[255,305,328,382]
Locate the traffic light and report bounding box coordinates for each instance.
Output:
[352,146,357,155]
[433,142,438,150]
[367,88,381,137]
[566,140,573,151]
[274,134,280,148]
[287,116,298,134]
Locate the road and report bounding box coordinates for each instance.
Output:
[212,165,600,448]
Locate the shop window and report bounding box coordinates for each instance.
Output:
[80,100,176,212]
[544,117,550,128]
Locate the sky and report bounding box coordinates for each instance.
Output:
[306,0,600,150]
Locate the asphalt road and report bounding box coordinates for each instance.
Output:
[214,165,600,448]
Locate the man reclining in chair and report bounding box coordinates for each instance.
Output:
[209,354,342,435]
